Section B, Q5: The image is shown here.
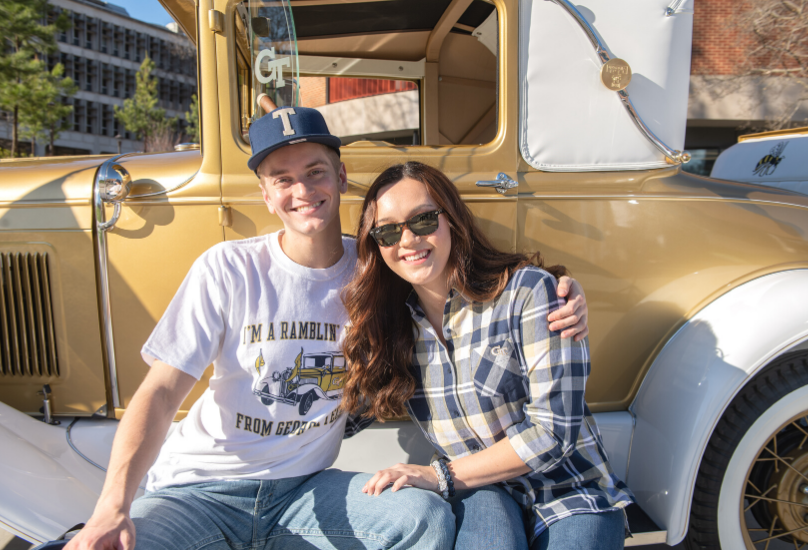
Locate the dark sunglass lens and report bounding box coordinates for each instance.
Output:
[410,212,440,236]
[374,226,402,246]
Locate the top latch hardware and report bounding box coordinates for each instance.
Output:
[666,0,694,16]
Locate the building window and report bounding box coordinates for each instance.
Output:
[86,101,95,134]
[682,149,721,177]
[327,78,418,104]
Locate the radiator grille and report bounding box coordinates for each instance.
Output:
[0,252,59,377]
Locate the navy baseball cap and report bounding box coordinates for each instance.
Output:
[248,106,341,172]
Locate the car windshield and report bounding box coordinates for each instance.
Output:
[235,0,299,134]
[235,0,499,146]
[304,356,330,369]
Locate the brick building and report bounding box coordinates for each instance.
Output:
[685,0,808,174]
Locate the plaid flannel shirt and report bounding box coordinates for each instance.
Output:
[404,266,634,539]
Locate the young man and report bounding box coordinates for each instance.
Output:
[60,107,589,550]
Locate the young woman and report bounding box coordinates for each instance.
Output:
[342,162,635,550]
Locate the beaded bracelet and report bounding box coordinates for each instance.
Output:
[430,458,456,499]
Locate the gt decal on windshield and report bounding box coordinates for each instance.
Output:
[255,47,291,87]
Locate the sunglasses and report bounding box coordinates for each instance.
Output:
[370,209,444,247]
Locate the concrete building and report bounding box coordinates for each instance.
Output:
[0,0,197,156]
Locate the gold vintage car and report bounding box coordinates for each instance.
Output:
[252,349,346,415]
[1,0,807,549]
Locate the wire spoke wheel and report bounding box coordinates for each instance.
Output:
[743,413,808,549]
[685,351,808,550]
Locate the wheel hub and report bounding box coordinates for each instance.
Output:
[742,411,808,548]
[768,449,808,543]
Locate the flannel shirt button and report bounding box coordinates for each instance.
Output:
[471,444,481,451]
[451,409,459,417]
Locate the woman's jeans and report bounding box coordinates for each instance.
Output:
[530,509,625,550]
[449,484,527,550]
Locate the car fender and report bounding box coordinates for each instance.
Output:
[0,402,104,544]
[297,384,327,399]
[627,269,808,545]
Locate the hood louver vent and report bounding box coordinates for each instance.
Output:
[0,252,59,377]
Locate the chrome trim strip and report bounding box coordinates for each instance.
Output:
[617,90,690,164]
[128,170,200,199]
[549,0,610,63]
[93,153,134,410]
[549,0,690,164]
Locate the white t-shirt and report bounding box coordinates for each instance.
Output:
[141,231,356,491]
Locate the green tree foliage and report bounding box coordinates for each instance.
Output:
[18,63,77,156]
[115,56,179,152]
[185,93,200,143]
[0,0,69,157]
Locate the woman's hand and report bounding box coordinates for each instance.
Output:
[362,463,439,496]
[549,276,589,341]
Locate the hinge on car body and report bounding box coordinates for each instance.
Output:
[209,10,225,33]
[219,206,233,228]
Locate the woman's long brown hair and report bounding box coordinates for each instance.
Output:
[341,162,566,419]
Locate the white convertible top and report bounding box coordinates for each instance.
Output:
[519,0,693,172]
[710,130,808,194]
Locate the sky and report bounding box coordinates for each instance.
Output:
[110,0,175,28]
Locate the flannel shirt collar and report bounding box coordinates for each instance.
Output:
[404,288,469,323]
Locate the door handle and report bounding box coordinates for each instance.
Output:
[475,173,518,195]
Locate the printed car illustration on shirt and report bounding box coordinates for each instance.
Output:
[252,348,346,415]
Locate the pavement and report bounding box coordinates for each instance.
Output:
[0,529,32,550]
[1,526,685,549]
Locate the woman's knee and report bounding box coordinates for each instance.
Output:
[530,510,625,550]
[452,486,526,550]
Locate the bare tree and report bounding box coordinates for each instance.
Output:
[734,0,808,129]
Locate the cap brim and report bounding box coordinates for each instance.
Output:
[248,135,342,172]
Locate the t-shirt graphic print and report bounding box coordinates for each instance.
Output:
[141,231,357,491]
[251,347,346,416]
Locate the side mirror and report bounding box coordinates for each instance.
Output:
[98,163,131,203]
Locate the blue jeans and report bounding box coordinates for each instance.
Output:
[530,510,625,550]
[31,472,526,550]
[129,470,453,550]
[449,484,527,550]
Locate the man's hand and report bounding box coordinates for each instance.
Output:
[62,362,195,550]
[362,463,439,496]
[63,511,135,550]
[550,276,589,341]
